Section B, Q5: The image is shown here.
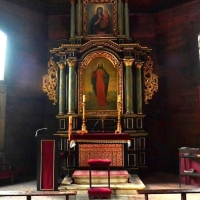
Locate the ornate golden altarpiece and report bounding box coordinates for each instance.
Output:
[43,0,158,173]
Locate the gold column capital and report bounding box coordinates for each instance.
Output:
[123,58,134,67]
[67,58,77,67]
[70,0,75,4]
[135,62,144,69]
[57,62,66,69]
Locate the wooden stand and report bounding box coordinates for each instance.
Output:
[37,135,59,191]
[87,159,112,199]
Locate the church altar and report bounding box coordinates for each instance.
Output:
[42,0,158,180]
[71,133,131,168]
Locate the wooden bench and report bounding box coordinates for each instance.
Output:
[137,188,200,200]
[0,171,14,184]
[0,190,77,200]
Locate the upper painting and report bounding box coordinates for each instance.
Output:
[83,0,117,37]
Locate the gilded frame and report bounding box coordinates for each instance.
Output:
[78,51,122,116]
[83,0,117,37]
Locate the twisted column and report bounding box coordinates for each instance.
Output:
[67,58,77,114]
[123,59,134,114]
[70,0,75,38]
[135,62,144,114]
[57,62,66,115]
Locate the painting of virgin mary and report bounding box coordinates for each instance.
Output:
[87,4,113,35]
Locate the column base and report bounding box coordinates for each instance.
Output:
[137,112,143,115]
[58,113,65,115]
[126,111,134,114]
[67,112,76,114]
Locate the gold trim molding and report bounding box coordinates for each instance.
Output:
[143,56,158,104]
[57,62,65,69]
[78,50,122,116]
[67,58,77,67]
[83,0,117,37]
[42,57,58,105]
[123,59,134,67]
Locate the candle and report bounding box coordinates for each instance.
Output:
[118,95,121,103]
[83,95,86,102]
[69,116,72,124]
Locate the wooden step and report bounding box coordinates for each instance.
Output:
[59,174,146,195]
[72,170,130,184]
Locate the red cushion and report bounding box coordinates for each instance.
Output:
[0,171,14,178]
[88,159,111,166]
[88,187,111,195]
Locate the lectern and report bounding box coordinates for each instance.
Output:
[37,135,59,191]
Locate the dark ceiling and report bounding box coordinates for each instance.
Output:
[4,0,194,14]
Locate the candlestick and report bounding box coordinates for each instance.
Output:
[77,96,88,135]
[68,116,72,140]
[83,95,85,103]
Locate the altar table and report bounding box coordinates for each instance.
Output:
[71,133,130,168]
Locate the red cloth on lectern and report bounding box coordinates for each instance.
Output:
[41,140,54,189]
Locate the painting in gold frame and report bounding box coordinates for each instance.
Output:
[83,0,117,37]
[79,51,122,116]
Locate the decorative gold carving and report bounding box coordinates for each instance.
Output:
[50,41,151,56]
[115,95,122,134]
[135,62,143,69]
[83,0,117,37]
[42,57,58,105]
[79,143,123,167]
[67,58,77,67]
[79,40,122,53]
[57,62,65,69]
[78,50,122,116]
[123,58,134,67]
[143,56,158,104]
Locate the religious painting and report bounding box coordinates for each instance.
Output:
[83,0,117,37]
[78,51,123,116]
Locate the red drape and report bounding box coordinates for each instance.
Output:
[41,140,54,190]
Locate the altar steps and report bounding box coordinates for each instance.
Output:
[58,170,146,195]
[72,170,130,184]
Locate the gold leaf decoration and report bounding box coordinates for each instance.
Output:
[42,57,58,105]
[143,56,158,104]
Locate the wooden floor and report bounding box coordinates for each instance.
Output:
[0,172,200,199]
